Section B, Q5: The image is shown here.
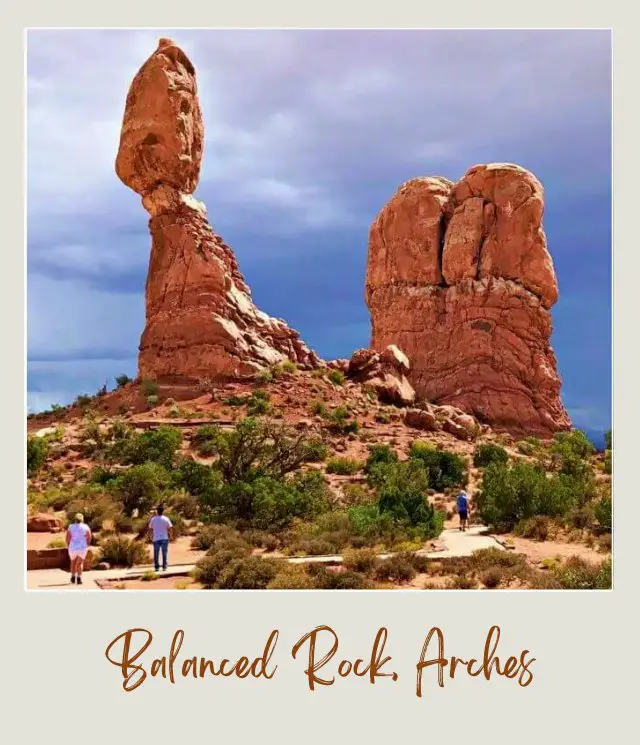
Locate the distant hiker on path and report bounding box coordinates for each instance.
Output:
[66,513,92,585]
[148,505,173,572]
[456,490,470,532]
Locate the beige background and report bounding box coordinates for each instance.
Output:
[7,1,633,742]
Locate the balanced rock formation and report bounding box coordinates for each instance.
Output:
[116,39,318,382]
[366,164,571,436]
[346,344,415,406]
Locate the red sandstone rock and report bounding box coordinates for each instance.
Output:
[404,408,439,431]
[346,345,415,406]
[366,164,570,436]
[27,514,64,533]
[116,40,319,382]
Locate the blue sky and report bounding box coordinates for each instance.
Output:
[27,29,612,441]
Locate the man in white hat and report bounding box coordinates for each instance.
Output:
[66,513,92,585]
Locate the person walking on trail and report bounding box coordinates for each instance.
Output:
[456,490,470,532]
[66,513,92,585]
[148,505,173,572]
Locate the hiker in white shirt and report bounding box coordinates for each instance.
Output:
[147,505,173,572]
[66,513,92,585]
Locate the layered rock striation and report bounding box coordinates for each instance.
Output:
[366,163,570,435]
[116,39,318,382]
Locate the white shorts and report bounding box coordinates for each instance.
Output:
[68,549,88,560]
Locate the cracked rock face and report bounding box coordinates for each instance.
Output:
[116,39,318,382]
[366,164,571,436]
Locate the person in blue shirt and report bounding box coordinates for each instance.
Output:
[456,490,470,532]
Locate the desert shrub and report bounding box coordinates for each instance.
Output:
[193,540,253,588]
[88,465,118,485]
[327,370,345,386]
[603,450,612,475]
[450,575,476,590]
[514,515,553,541]
[516,440,535,456]
[594,495,612,533]
[46,537,67,549]
[565,506,594,531]
[242,530,279,551]
[27,436,49,477]
[65,491,117,532]
[247,393,271,416]
[604,429,612,451]
[279,360,297,374]
[224,395,248,407]
[303,437,328,463]
[141,571,158,582]
[191,525,245,551]
[74,394,93,408]
[326,457,362,475]
[374,553,416,583]
[375,460,444,539]
[117,426,182,469]
[550,430,595,478]
[467,548,527,573]
[307,565,374,589]
[343,548,377,575]
[267,565,316,589]
[342,483,371,505]
[209,418,322,484]
[164,489,199,519]
[172,460,221,505]
[409,442,467,491]
[140,379,158,397]
[310,400,328,417]
[112,462,170,516]
[115,374,132,388]
[477,461,585,531]
[326,406,358,435]
[98,535,150,567]
[473,443,509,468]
[254,368,274,384]
[553,556,612,590]
[364,444,399,474]
[481,568,504,588]
[215,556,280,589]
[598,533,612,553]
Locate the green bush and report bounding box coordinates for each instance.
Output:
[98,535,150,567]
[552,556,611,589]
[27,436,49,477]
[216,556,280,589]
[166,489,199,519]
[481,568,503,588]
[65,492,117,532]
[267,565,316,589]
[279,360,297,374]
[247,393,271,416]
[115,374,132,388]
[343,548,377,575]
[513,515,553,541]
[254,368,274,384]
[172,460,221,504]
[594,495,612,533]
[74,394,93,408]
[604,429,612,451]
[473,443,509,468]
[191,525,246,552]
[112,462,170,516]
[117,426,182,468]
[193,540,253,587]
[326,407,358,434]
[303,437,328,462]
[310,400,328,417]
[140,379,159,397]
[327,370,345,386]
[604,450,612,475]
[307,565,374,589]
[364,444,399,473]
[326,457,362,475]
[409,442,467,491]
[374,554,416,583]
[210,418,322,484]
[477,461,585,531]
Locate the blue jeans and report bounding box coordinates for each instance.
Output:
[153,539,169,570]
